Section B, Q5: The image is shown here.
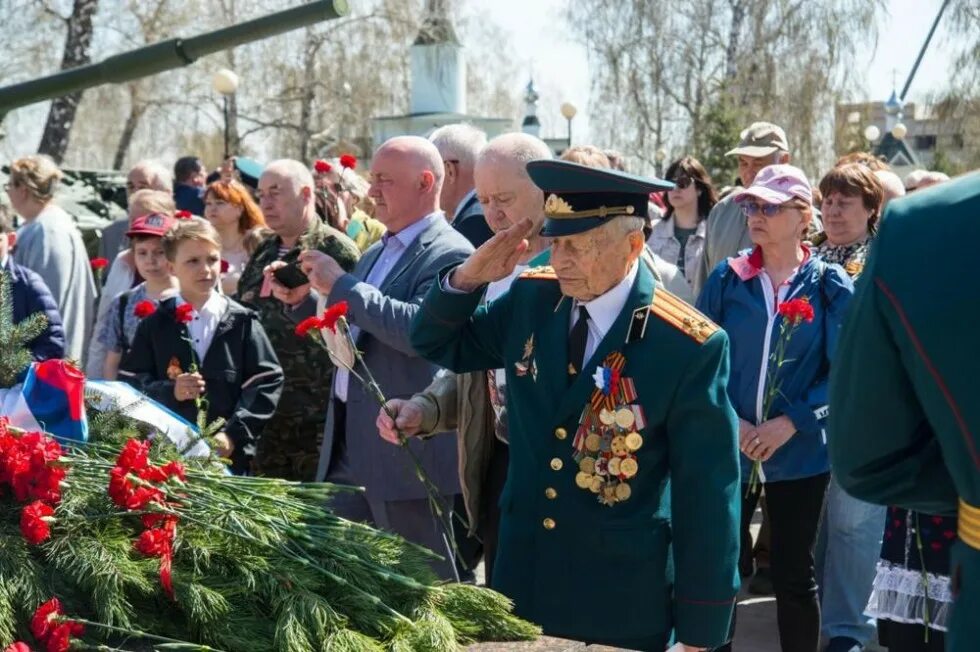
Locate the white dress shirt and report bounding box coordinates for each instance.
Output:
[334,212,442,402]
[178,292,227,363]
[569,262,639,363]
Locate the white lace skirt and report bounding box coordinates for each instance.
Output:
[865,561,953,631]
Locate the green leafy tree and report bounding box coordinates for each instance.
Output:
[696,89,744,187]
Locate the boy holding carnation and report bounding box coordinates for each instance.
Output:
[120,219,283,473]
[97,213,180,379]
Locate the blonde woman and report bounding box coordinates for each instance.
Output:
[5,155,96,362]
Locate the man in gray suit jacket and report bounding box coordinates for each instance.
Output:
[273,136,474,580]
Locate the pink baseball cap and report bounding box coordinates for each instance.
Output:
[735,164,812,206]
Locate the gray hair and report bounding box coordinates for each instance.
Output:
[264,159,315,194]
[428,124,488,171]
[476,132,553,181]
[609,215,646,238]
[874,170,905,201]
[903,169,928,190]
[129,160,173,192]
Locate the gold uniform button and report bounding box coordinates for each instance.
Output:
[554,427,568,440]
[545,487,558,499]
[550,457,563,471]
[543,517,556,530]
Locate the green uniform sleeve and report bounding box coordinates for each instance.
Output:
[828,248,958,516]
[410,267,515,373]
[667,330,740,647]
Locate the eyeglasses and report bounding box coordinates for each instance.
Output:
[669,175,694,190]
[741,201,805,218]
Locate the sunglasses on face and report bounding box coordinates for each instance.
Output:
[741,201,803,218]
[669,175,694,190]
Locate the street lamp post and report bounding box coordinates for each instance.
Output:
[560,102,577,151]
[655,147,667,178]
[212,68,240,159]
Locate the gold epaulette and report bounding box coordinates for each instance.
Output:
[519,265,558,280]
[650,289,719,344]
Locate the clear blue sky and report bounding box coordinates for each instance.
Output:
[469,0,960,142]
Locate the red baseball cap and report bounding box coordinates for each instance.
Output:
[126,212,176,238]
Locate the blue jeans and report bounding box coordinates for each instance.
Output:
[816,475,886,645]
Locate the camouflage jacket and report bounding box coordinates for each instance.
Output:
[236,218,360,419]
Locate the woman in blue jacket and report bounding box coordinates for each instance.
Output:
[698,164,854,652]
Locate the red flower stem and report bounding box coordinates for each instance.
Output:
[336,320,472,560]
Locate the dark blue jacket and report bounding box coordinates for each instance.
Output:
[6,260,66,360]
[173,184,205,216]
[697,248,853,482]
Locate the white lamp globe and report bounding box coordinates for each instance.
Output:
[212,69,240,96]
[863,125,881,142]
[560,102,578,121]
[891,123,908,140]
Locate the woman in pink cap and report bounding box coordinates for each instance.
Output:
[697,164,854,652]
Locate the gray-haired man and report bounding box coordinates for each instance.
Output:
[429,123,493,247]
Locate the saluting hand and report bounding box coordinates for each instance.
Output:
[376,399,424,445]
[449,217,535,292]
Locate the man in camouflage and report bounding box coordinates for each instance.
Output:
[236,159,360,480]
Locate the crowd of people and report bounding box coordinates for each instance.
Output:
[0,118,975,652]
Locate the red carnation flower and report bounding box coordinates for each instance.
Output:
[108,466,135,508]
[5,642,32,652]
[126,486,166,511]
[319,301,349,333]
[30,598,62,642]
[220,259,230,274]
[295,316,323,338]
[313,159,332,174]
[777,297,815,325]
[339,153,357,170]
[133,300,156,319]
[135,526,174,557]
[20,501,55,545]
[161,460,187,482]
[116,439,150,473]
[174,210,193,220]
[137,464,170,483]
[89,257,109,270]
[175,303,194,324]
[44,621,83,652]
[141,512,178,530]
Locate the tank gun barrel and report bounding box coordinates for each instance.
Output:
[0,0,349,115]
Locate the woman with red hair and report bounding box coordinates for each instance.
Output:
[203,179,269,294]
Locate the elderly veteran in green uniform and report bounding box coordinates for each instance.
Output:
[410,160,740,651]
[828,171,980,652]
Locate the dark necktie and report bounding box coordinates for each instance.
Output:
[567,305,590,377]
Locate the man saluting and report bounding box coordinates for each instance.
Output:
[407,160,740,651]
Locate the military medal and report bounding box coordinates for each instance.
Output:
[568,351,648,506]
[515,334,537,381]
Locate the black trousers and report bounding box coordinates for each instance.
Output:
[719,473,830,652]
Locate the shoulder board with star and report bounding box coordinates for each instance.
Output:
[518,265,558,280]
[633,288,719,345]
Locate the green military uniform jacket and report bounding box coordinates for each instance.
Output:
[411,261,740,650]
[828,172,980,651]
[236,219,360,480]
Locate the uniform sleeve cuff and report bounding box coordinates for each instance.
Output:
[674,597,735,648]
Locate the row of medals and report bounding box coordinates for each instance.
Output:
[574,405,643,505]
